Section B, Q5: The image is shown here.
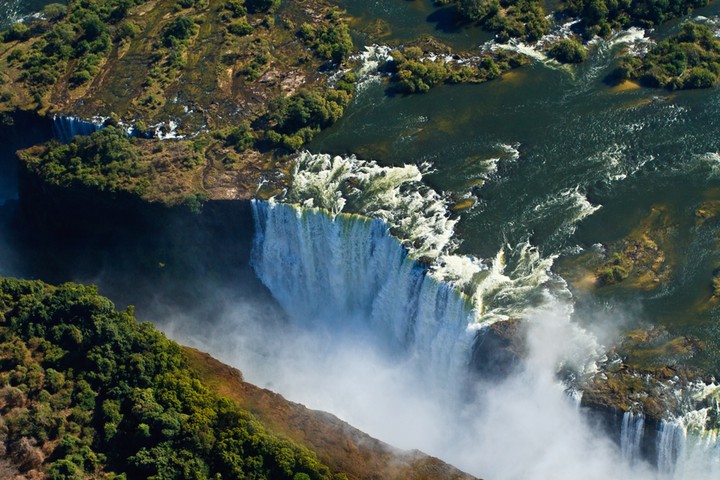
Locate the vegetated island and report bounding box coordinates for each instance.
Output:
[0,277,478,480]
[617,22,720,89]
[0,0,358,204]
[429,0,714,64]
[0,0,539,206]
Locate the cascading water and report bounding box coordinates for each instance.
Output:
[621,411,646,465]
[251,200,476,386]
[52,115,103,143]
[247,151,720,478]
[658,419,686,474]
[655,407,720,478]
[250,152,564,387]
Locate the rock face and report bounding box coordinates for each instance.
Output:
[470,319,527,380]
[184,347,480,480]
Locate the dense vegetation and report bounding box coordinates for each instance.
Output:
[18,125,223,208]
[563,0,709,38]
[547,39,588,64]
[22,126,152,194]
[0,277,340,479]
[298,8,354,64]
[617,23,720,89]
[0,0,353,152]
[430,0,710,45]
[436,0,550,42]
[263,87,352,150]
[0,0,363,205]
[2,0,146,96]
[388,46,528,93]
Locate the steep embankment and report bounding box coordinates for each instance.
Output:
[185,348,478,480]
[0,277,477,480]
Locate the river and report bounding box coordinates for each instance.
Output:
[3,1,720,478]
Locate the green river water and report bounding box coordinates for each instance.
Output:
[4,1,720,476]
[310,1,720,374]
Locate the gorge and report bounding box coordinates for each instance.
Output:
[4,0,720,478]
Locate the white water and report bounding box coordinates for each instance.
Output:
[52,115,103,143]
[351,44,393,90]
[242,207,642,476]
[251,200,476,387]
[656,414,720,478]
[284,152,564,327]
[241,151,720,478]
[621,411,646,465]
[0,0,20,27]
[288,151,457,259]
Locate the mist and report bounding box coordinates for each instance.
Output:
[157,284,668,480]
[0,135,709,479]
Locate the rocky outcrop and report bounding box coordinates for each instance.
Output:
[470,319,527,380]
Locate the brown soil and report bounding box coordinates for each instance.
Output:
[183,347,480,480]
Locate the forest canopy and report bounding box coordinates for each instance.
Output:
[617,22,720,89]
[0,277,340,479]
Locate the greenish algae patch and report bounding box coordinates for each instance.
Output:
[558,205,674,292]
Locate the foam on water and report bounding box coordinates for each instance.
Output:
[288,151,457,259]
[349,44,393,92]
[251,199,477,387]
[280,152,574,326]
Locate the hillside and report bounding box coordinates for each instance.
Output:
[0,277,478,480]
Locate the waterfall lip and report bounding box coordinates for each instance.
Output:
[258,151,577,334]
[51,113,193,142]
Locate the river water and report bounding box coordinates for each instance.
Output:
[3,1,720,478]
[0,0,66,29]
[312,2,720,373]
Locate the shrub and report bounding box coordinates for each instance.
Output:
[162,15,196,46]
[43,3,68,21]
[228,19,253,36]
[5,23,31,42]
[298,15,353,64]
[117,21,141,41]
[245,0,281,14]
[225,123,255,151]
[547,39,588,64]
[683,67,717,89]
[223,0,247,17]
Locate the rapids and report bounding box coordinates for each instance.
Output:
[5,0,720,478]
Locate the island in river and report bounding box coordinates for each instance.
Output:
[3,0,720,478]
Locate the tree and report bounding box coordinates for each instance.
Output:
[547,39,589,64]
[245,0,281,14]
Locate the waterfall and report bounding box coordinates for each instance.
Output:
[249,152,570,387]
[620,411,645,465]
[655,409,720,478]
[52,115,103,143]
[657,419,685,475]
[250,200,476,386]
